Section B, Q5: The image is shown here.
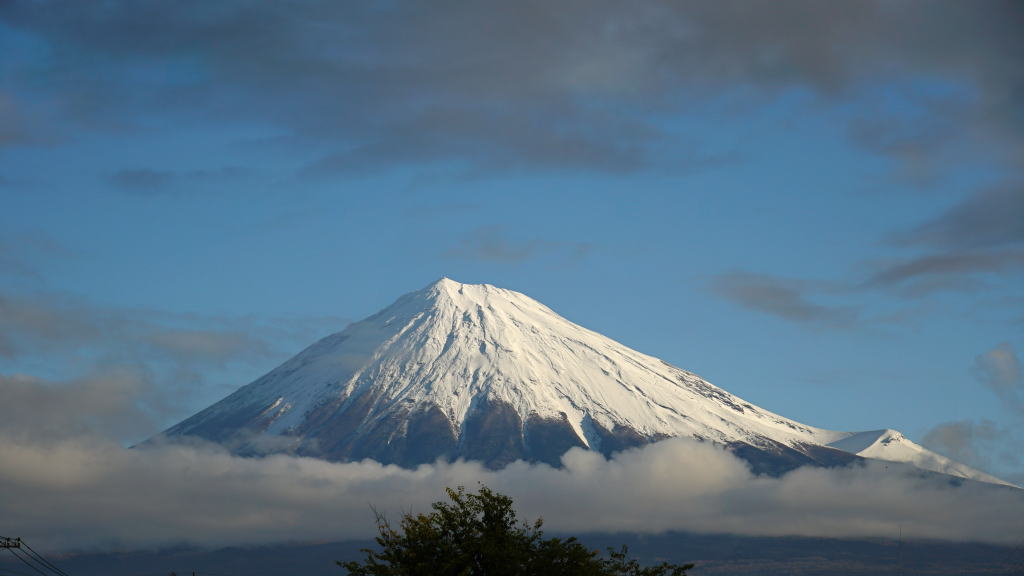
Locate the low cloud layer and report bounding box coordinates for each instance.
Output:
[0,371,157,442]
[0,435,1020,552]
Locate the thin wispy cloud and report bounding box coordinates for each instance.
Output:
[0,233,73,282]
[865,183,1024,296]
[0,291,269,364]
[864,249,1024,296]
[903,185,1024,251]
[107,168,175,193]
[446,226,592,264]
[923,344,1024,486]
[107,166,249,195]
[710,273,856,327]
[846,94,968,186]
[0,90,37,147]
[974,342,1024,414]
[923,420,1021,478]
[0,290,350,439]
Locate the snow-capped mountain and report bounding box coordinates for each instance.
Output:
[827,429,1011,486]
[163,278,1013,486]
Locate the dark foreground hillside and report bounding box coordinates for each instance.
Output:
[5,533,1021,576]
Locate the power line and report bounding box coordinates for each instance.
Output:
[0,538,71,576]
[19,543,70,576]
[4,549,49,576]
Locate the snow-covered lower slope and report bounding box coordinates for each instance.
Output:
[163,278,1012,486]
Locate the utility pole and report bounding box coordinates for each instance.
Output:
[0,537,21,549]
[897,524,903,576]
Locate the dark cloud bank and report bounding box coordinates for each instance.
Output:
[2,1,1022,173]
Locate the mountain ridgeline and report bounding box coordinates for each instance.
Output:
[162,278,1013,486]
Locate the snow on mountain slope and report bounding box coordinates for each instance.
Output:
[169,279,838,447]
[163,278,1012,486]
[828,430,1017,488]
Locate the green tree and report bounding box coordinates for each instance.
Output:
[339,485,693,576]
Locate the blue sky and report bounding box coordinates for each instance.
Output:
[1,1,1022,481]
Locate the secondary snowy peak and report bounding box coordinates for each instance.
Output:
[164,278,1013,485]
[827,429,1017,488]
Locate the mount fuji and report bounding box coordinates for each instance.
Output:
[162,278,1013,486]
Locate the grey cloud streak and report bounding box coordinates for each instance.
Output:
[0,291,350,440]
[0,436,1020,552]
[869,185,1024,296]
[864,249,1024,296]
[710,273,856,327]
[0,290,349,367]
[0,233,73,282]
[107,166,250,195]
[445,226,592,264]
[709,185,1024,315]
[904,185,1024,251]
[0,291,270,364]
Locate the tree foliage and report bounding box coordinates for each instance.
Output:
[339,485,693,576]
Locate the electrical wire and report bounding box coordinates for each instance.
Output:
[19,544,69,576]
[3,549,49,576]
[0,566,38,576]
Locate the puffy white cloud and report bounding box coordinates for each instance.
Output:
[0,435,1020,552]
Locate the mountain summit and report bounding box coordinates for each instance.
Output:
[164,278,1012,485]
